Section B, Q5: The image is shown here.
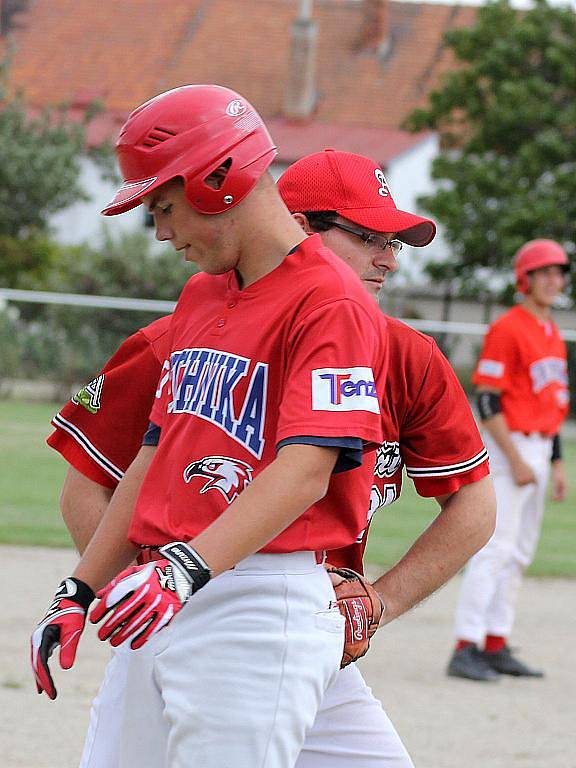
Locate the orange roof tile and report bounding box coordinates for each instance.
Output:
[3,0,477,154]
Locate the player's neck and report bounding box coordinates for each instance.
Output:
[234,193,308,289]
[522,296,552,322]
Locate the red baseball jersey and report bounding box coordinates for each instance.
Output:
[327,318,490,572]
[130,235,388,552]
[472,305,569,435]
[47,315,172,488]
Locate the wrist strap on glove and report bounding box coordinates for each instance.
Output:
[52,577,95,612]
[159,542,212,600]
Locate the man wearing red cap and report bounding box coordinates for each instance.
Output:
[41,145,495,767]
[447,239,570,681]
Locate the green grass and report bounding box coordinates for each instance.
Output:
[365,442,576,578]
[1,400,575,576]
[0,400,69,546]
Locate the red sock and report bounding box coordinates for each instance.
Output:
[455,640,474,651]
[484,635,506,653]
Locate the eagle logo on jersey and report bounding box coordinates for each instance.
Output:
[72,375,104,414]
[374,442,402,478]
[183,455,254,503]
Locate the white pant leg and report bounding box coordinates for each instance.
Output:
[117,553,343,768]
[118,640,170,768]
[296,664,414,768]
[80,639,170,768]
[79,648,128,768]
[453,432,533,643]
[485,436,551,637]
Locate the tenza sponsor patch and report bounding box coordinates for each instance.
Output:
[311,367,379,413]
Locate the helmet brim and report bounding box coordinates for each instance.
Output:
[102,176,161,216]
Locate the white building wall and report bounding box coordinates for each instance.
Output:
[50,137,450,279]
[50,157,149,245]
[385,133,450,285]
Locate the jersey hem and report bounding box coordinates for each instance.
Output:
[406,447,489,478]
[51,413,124,483]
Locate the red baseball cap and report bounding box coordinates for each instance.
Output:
[278,149,436,247]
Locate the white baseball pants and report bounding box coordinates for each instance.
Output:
[453,431,551,643]
[81,551,344,768]
[80,562,414,768]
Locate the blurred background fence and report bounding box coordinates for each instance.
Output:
[3,286,576,418]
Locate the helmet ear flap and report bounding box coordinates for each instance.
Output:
[202,159,233,191]
[517,272,529,294]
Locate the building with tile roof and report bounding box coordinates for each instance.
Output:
[2,0,476,257]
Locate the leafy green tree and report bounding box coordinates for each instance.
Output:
[0,57,113,286]
[14,230,196,387]
[405,0,576,299]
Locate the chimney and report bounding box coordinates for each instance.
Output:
[283,0,318,121]
[357,0,391,57]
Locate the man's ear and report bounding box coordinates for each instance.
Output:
[292,212,313,234]
[204,159,232,190]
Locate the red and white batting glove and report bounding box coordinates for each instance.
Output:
[90,542,211,650]
[31,577,95,700]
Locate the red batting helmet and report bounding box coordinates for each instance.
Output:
[514,239,570,294]
[102,85,277,216]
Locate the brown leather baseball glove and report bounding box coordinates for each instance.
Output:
[326,565,385,668]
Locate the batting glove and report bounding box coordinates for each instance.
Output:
[31,577,95,700]
[90,542,211,650]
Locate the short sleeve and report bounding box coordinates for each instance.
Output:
[276,300,385,449]
[149,358,172,428]
[47,327,165,487]
[401,342,489,497]
[472,323,516,393]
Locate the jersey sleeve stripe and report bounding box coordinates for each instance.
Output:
[405,448,488,478]
[52,413,124,483]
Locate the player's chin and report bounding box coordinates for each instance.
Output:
[362,278,384,297]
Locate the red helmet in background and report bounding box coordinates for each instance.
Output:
[102,85,277,216]
[514,239,570,294]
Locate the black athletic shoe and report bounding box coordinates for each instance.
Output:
[447,645,500,682]
[482,646,544,678]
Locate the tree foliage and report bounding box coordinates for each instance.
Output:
[5,230,196,388]
[0,57,114,286]
[405,0,576,298]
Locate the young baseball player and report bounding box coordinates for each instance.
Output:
[31,85,391,768]
[44,149,494,767]
[447,239,570,682]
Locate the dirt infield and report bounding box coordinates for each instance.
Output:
[3,545,573,768]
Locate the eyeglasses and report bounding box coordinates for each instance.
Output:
[330,221,403,256]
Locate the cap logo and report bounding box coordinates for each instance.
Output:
[374,169,390,198]
[226,99,247,117]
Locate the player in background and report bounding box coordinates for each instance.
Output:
[447,239,570,682]
[46,148,495,768]
[32,85,391,768]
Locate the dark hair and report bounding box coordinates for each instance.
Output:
[301,210,338,232]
